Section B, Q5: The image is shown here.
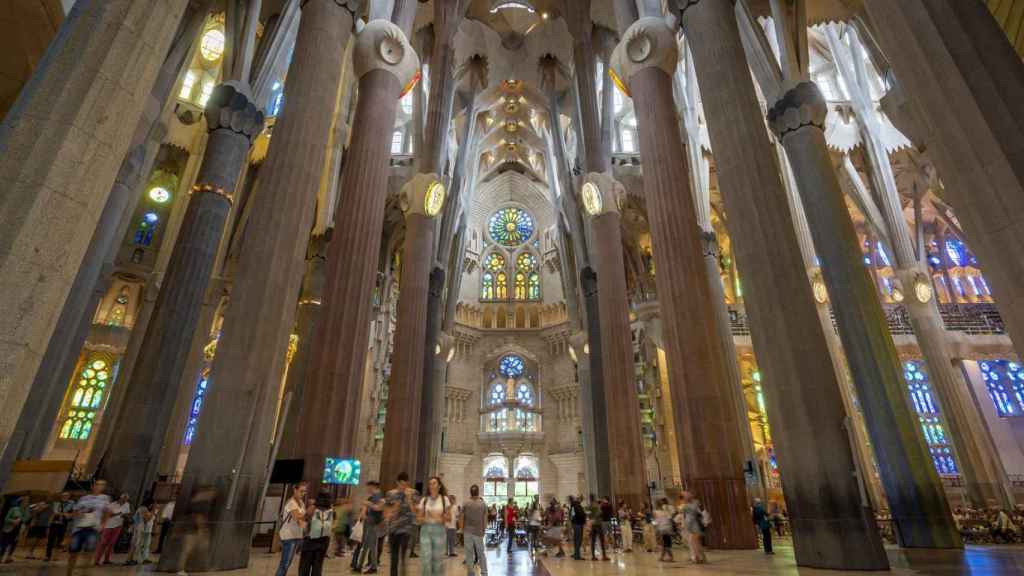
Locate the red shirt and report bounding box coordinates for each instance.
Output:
[505,507,517,524]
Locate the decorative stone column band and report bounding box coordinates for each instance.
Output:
[608,17,678,96]
[580,172,625,217]
[400,172,447,218]
[354,19,420,91]
[767,81,828,139]
[204,82,266,142]
[190,82,266,204]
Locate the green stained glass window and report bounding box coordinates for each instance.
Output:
[489,207,534,247]
[59,354,115,441]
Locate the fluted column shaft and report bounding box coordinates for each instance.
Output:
[591,212,645,509]
[865,0,1024,363]
[104,84,261,501]
[579,271,612,499]
[298,72,405,488]
[382,214,436,484]
[769,81,951,557]
[0,0,190,458]
[158,3,355,571]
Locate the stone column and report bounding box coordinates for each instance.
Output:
[768,81,954,553]
[566,5,607,174]
[380,175,444,485]
[582,174,646,509]
[296,17,419,491]
[865,0,1024,361]
[276,235,327,459]
[104,84,263,501]
[609,16,753,549]
[574,288,612,500]
[158,2,358,571]
[0,0,191,456]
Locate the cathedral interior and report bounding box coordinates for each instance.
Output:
[2,0,1024,573]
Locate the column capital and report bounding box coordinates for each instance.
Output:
[767,81,828,140]
[400,172,446,218]
[894,265,935,305]
[204,82,266,143]
[354,19,420,91]
[609,17,677,95]
[580,172,625,218]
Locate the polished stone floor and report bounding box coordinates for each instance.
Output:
[3,542,1023,575]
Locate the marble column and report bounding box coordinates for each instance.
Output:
[864,0,1024,361]
[768,81,953,554]
[583,175,647,509]
[578,275,613,500]
[381,176,442,485]
[158,2,358,571]
[609,16,753,549]
[296,16,419,491]
[104,84,263,501]
[276,235,327,459]
[0,0,191,457]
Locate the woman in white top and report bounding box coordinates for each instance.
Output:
[416,476,450,576]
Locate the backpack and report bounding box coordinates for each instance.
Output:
[308,508,334,539]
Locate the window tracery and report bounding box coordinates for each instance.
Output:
[58,353,116,441]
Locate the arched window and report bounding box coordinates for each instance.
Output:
[391,130,404,154]
[179,22,224,107]
[513,455,539,506]
[488,207,534,247]
[489,382,506,406]
[514,252,539,301]
[981,360,1024,417]
[481,253,506,300]
[516,382,534,406]
[58,353,116,441]
[133,212,159,246]
[903,361,958,475]
[483,455,509,505]
[183,369,210,446]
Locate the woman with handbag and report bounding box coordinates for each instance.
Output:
[275,482,307,576]
[298,492,334,576]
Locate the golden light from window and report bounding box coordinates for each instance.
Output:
[424,180,446,216]
[149,187,171,204]
[914,276,934,303]
[200,28,225,62]
[581,182,603,216]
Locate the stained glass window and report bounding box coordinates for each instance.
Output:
[514,252,539,300]
[528,272,540,300]
[183,370,210,446]
[945,239,963,267]
[488,207,534,247]
[517,383,533,405]
[903,361,958,475]
[59,355,115,441]
[981,360,1024,417]
[499,354,525,378]
[481,253,506,300]
[134,212,159,246]
[489,382,506,405]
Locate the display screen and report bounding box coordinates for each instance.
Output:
[323,458,361,485]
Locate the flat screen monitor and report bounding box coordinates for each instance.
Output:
[323,458,361,485]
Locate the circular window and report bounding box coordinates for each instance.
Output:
[488,207,534,247]
[149,187,171,204]
[498,354,525,378]
[200,29,225,62]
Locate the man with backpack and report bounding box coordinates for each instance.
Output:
[569,496,586,560]
[298,492,334,576]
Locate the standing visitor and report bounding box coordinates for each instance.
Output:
[126,502,155,565]
[445,494,459,557]
[353,480,383,573]
[46,492,75,561]
[298,492,334,576]
[680,492,706,564]
[460,485,488,576]
[752,498,773,554]
[618,501,633,553]
[653,498,674,562]
[587,495,609,561]
[66,479,111,576]
[0,496,29,563]
[527,500,542,555]
[24,497,51,559]
[416,476,450,576]
[384,472,418,576]
[503,499,517,552]
[275,482,308,576]
[95,492,130,566]
[155,499,174,554]
[569,496,586,560]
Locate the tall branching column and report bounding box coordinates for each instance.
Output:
[609,17,753,548]
[158,2,358,570]
[104,84,264,501]
[297,17,419,491]
[0,0,191,457]
[864,0,1024,365]
[769,81,946,558]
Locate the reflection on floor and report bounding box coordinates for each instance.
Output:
[4,543,1024,575]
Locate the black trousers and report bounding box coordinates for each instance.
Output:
[572,524,583,558]
[156,519,172,553]
[590,524,607,558]
[389,532,410,576]
[298,537,329,576]
[761,526,773,553]
[46,523,67,559]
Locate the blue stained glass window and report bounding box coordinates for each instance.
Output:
[877,242,891,267]
[981,360,1024,417]
[133,212,160,246]
[946,239,964,267]
[903,361,958,475]
[489,207,534,247]
[499,354,525,378]
[184,371,210,446]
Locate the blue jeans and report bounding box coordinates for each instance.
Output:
[463,533,487,576]
[419,524,446,576]
[275,538,301,576]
